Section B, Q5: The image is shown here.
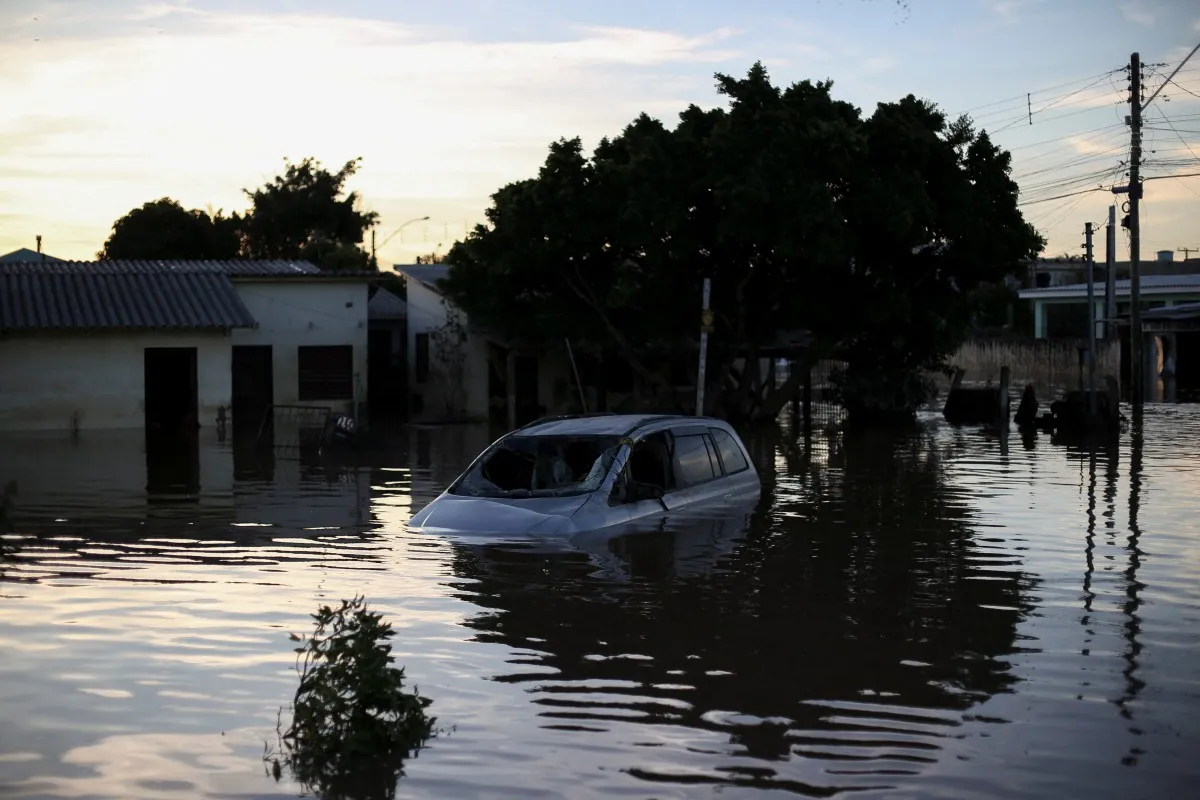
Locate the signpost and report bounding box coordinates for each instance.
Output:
[696,278,712,415]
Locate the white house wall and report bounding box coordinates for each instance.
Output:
[406,281,489,420]
[0,331,231,432]
[232,281,369,416]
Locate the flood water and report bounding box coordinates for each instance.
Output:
[1,409,1198,799]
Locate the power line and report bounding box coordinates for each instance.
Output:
[1142,40,1200,111]
[950,67,1124,118]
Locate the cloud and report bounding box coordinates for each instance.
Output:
[989,0,1047,25]
[1121,2,1156,27]
[1066,134,1127,156]
[0,5,746,260]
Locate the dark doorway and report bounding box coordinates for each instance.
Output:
[144,347,198,432]
[1175,331,1200,401]
[232,345,274,432]
[368,329,407,420]
[514,355,540,426]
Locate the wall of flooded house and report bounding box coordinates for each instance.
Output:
[232,280,369,417]
[405,280,490,421]
[948,337,1121,396]
[0,331,232,432]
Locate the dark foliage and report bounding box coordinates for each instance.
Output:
[98,198,241,260]
[99,158,378,271]
[267,596,436,800]
[440,62,1043,423]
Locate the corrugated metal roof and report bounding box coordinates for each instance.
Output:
[394,263,449,293]
[1,259,320,276]
[0,267,257,332]
[368,287,408,319]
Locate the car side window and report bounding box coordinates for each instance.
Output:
[671,433,718,488]
[709,428,749,474]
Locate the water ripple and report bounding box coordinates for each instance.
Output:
[1,412,1199,798]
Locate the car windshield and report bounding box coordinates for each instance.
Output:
[450,434,624,499]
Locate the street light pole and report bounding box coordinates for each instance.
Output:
[373,215,430,266]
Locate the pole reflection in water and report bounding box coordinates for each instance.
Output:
[1118,409,1146,764]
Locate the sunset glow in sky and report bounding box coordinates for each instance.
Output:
[1,0,1198,266]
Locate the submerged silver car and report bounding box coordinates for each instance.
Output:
[406,413,761,536]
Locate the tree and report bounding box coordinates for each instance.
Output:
[98,198,241,260]
[241,157,379,270]
[415,252,445,264]
[442,63,1043,424]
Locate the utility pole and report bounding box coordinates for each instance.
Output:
[1105,205,1116,339]
[1085,222,1097,415]
[1128,52,1144,406]
[1180,247,1198,261]
[696,278,712,416]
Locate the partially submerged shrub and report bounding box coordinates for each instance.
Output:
[267,595,436,799]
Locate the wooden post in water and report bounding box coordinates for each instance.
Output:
[998,366,1011,425]
[789,360,801,438]
[802,364,813,436]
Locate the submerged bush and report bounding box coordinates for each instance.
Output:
[267,595,437,799]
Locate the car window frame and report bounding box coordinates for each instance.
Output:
[707,426,750,476]
[666,426,723,491]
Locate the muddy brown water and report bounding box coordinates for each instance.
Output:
[1,410,1198,799]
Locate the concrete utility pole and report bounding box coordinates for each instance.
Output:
[1179,247,1198,261]
[1105,205,1116,339]
[1129,53,1144,406]
[1114,52,1145,405]
[1085,221,1097,415]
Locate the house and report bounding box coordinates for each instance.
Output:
[1018,273,1200,339]
[1019,270,1200,398]
[0,247,64,264]
[395,263,581,426]
[0,259,372,433]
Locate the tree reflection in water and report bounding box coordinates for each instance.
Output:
[267,596,438,800]
[446,427,1036,792]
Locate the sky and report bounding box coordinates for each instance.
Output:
[1,0,1198,267]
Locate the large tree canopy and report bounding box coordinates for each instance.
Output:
[98,158,378,270]
[98,198,241,260]
[441,62,1043,423]
[240,157,378,270]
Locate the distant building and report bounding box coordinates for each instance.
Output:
[0,247,64,264]
[0,259,372,432]
[395,263,578,426]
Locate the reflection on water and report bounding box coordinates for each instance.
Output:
[1,412,1199,799]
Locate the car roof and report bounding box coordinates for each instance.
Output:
[512,413,731,438]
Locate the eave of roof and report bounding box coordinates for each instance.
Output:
[1019,273,1200,300]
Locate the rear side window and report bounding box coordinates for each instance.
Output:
[672,434,717,488]
[710,428,749,474]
